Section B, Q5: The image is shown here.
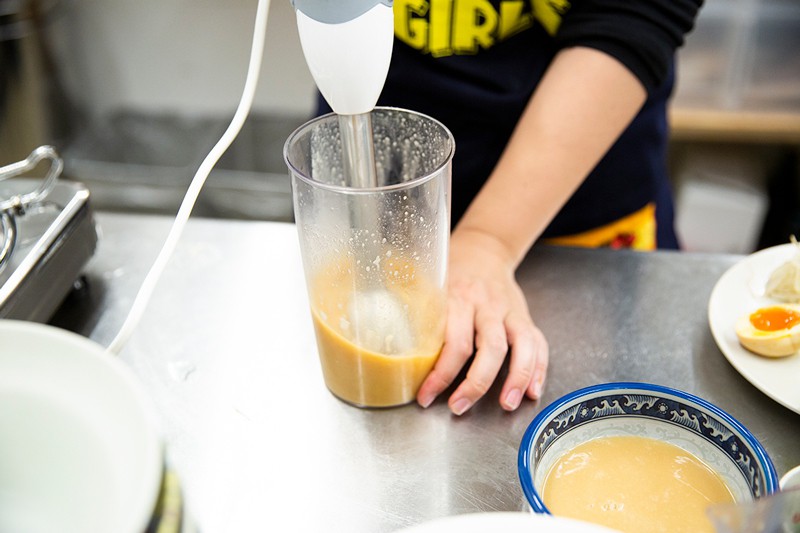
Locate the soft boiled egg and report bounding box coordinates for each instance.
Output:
[735,304,800,357]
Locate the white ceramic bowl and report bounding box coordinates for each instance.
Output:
[397,512,619,533]
[0,320,163,533]
[518,382,779,515]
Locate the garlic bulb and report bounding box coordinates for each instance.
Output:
[765,236,800,302]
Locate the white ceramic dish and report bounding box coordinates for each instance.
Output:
[781,464,800,490]
[708,243,800,414]
[0,320,163,533]
[396,512,619,533]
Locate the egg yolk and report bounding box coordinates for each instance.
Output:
[749,306,800,332]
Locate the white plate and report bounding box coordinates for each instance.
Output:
[781,464,800,490]
[396,512,619,533]
[0,320,163,533]
[708,243,800,414]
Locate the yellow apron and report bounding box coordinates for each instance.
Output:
[543,203,657,251]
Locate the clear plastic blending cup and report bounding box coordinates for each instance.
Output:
[284,107,454,408]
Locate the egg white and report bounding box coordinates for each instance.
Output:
[735,305,800,358]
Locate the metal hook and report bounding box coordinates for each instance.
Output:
[0,212,16,270]
[0,146,63,213]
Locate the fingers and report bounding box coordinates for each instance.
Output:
[498,313,538,410]
[447,305,509,415]
[415,258,550,415]
[527,325,549,399]
[455,310,548,414]
[418,304,549,415]
[505,315,549,404]
[416,298,476,409]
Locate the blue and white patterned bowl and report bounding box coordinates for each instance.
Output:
[518,382,779,514]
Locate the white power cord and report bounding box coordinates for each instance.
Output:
[106,0,272,355]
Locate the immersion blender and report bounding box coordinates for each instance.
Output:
[292,0,394,187]
[292,0,421,355]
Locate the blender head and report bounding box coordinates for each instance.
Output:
[292,0,393,116]
[292,0,392,25]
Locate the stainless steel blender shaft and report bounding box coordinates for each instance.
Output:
[338,113,379,188]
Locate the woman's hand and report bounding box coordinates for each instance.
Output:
[416,227,549,415]
[414,47,647,415]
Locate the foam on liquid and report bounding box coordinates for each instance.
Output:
[542,435,736,533]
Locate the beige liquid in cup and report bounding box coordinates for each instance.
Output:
[309,257,445,407]
[542,435,735,533]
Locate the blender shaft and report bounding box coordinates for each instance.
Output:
[339,113,379,188]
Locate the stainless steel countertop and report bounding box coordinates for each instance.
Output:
[51,212,800,532]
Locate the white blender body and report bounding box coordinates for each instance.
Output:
[293,0,394,116]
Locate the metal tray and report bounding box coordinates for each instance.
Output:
[0,148,97,321]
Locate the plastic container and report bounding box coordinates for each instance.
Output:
[284,107,454,408]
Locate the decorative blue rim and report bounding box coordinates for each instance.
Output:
[517,382,779,514]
